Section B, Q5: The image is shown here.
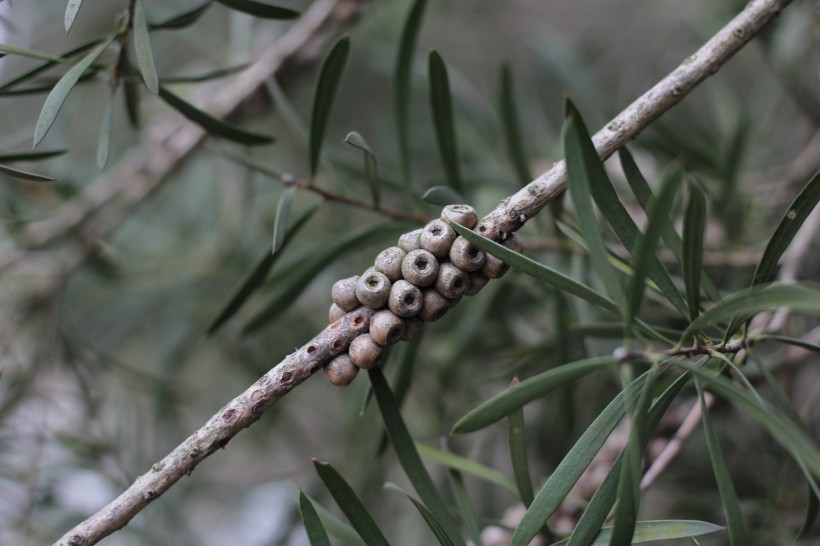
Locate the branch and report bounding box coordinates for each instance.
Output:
[52,0,794,544]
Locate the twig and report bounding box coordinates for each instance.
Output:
[51,1,794,544]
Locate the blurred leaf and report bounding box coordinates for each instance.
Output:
[508,378,534,506]
[345,131,379,207]
[64,0,83,33]
[298,490,332,546]
[158,85,274,145]
[162,64,249,84]
[133,0,158,94]
[33,36,115,148]
[422,185,466,206]
[0,163,56,182]
[309,36,350,178]
[429,50,462,193]
[416,443,518,496]
[213,147,286,178]
[291,488,365,546]
[384,482,455,546]
[682,183,707,320]
[124,71,141,127]
[272,186,297,253]
[313,460,390,546]
[214,0,299,19]
[373,335,423,456]
[150,3,210,30]
[499,64,532,186]
[96,88,115,169]
[448,471,483,546]
[0,150,66,162]
[394,0,427,186]
[0,38,102,91]
[553,520,724,546]
[563,98,623,302]
[266,77,309,145]
[369,366,467,546]
[755,334,820,353]
[0,43,69,63]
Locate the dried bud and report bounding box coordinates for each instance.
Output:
[435,262,469,299]
[464,271,489,295]
[324,353,358,386]
[481,253,509,279]
[402,316,424,341]
[349,333,383,370]
[401,249,440,287]
[375,246,407,282]
[370,309,406,346]
[356,270,392,309]
[331,276,360,312]
[329,302,345,322]
[441,204,477,229]
[449,236,486,272]
[420,219,457,258]
[418,288,451,322]
[388,279,423,317]
[398,229,423,253]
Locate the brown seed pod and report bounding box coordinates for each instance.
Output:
[441,204,477,229]
[401,249,440,287]
[402,316,424,341]
[398,229,423,253]
[388,279,423,317]
[449,236,486,272]
[370,309,406,346]
[418,288,451,322]
[435,262,469,299]
[349,333,383,370]
[481,253,509,279]
[329,302,345,322]
[375,246,407,282]
[464,271,489,295]
[420,219,457,258]
[331,276,360,312]
[323,353,358,386]
[356,270,392,309]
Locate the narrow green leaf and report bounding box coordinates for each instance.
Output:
[508,378,534,506]
[428,50,462,193]
[422,185,466,206]
[384,483,455,546]
[0,163,56,182]
[563,98,623,302]
[0,39,102,91]
[345,131,379,207]
[499,64,532,186]
[133,0,159,94]
[265,77,309,145]
[373,335,423,456]
[96,88,115,169]
[161,64,249,84]
[33,36,115,148]
[313,460,390,546]
[416,443,518,496]
[309,36,350,178]
[369,366,467,546]
[448,471,483,546]
[298,490,332,546]
[291,488,366,546]
[755,334,820,354]
[150,3,210,30]
[0,43,69,64]
[123,72,141,128]
[158,85,274,145]
[65,0,84,33]
[272,187,297,253]
[0,150,66,162]
[682,183,707,320]
[214,0,299,19]
[554,520,724,546]
[394,0,427,187]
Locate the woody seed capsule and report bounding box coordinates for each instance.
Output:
[398,229,423,253]
[388,279,423,317]
[419,288,451,322]
[349,333,383,369]
[464,271,489,295]
[420,219,457,258]
[329,302,345,322]
[449,236,486,272]
[331,276,360,312]
[375,246,407,282]
[401,249,440,287]
[435,262,469,299]
[441,204,477,229]
[370,309,406,346]
[324,353,358,386]
[481,253,509,279]
[402,316,424,341]
[356,270,392,309]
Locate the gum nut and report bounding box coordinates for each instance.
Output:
[419,288,450,322]
[435,262,469,299]
[324,353,358,386]
[349,333,383,369]
[388,279,423,318]
[504,233,524,253]
[356,270,392,309]
[331,276,361,312]
[401,249,440,287]
[441,204,477,229]
[401,316,424,341]
[329,302,345,322]
[481,253,509,279]
[449,236,486,272]
[464,271,489,295]
[370,309,406,346]
[398,229,423,253]
[420,219,457,258]
[375,246,407,282]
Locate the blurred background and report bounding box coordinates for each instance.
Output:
[0,0,819,544]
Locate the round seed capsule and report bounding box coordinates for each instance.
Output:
[481,253,509,279]
[420,219,457,258]
[441,204,477,229]
[388,279,423,317]
[356,270,392,309]
[370,310,406,346]
[449,236,486,272]
[375,246,407,282]
[464,271,489,295]
[349,333,383,370]
[505,233,524,253]
[398,229,423,253]
[329,302,345,322]
[401,249,440,287]
[435,262,469,299]
[402,316,424,341]
[419,288,451,322]
[324,353,358,386]
[331,276,360,312]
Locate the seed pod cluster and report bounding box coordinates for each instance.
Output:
[324,204,523,386]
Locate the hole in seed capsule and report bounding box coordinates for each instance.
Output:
[468,247,479,258]
[353,316,365,326]
[404,294,415,304]
[387,326,402,342]
[432,228,442,236]
[454,280,464,289]
[417,259,428,270]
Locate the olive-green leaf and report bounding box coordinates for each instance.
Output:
[553,520,724,546]
[298,490,332,546]
[133,0,159,94]
[344,131,379,207]
[272,186,297,253]
[150,3,210,30]
[33,36,114,148]
[158,85,274,145]
[214,0,299,19]
[508,378,535,506]
[384,482,455,546]
[447,471,483,546]
[65,0,84,33]
[309,36,350,177]
[0,163,56,182]
[755,334,820,354]
[1,39,103,92]
[395,0,427,187]
[291,488,365,546]
[416,442,518,496]
[429,50,462,194]
[162,64,249,84]
[96,88,115,169]
[499,64,532,186]
[683,183,707,320]
[422,185,466,206]
[0,150,66,162]
[0,43,69,64]
[124,72,141,128]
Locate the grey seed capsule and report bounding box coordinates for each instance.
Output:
[420,219,457,258]
[370,310,406,346]
[331,276,361,312]
[441,204,477,229]
[402,316,424,341]
[419,288,451,322]
[349,333,383,370]
[449,236,486,272]
[464,271,489,295]
[375,246,407,282]
[398,229,423,252]
[481,253,509,279]
[388,279,423,317]
[356,270,392,309]
[324,353,358,386]
[329,302,345,322]
[401,249,440,287]
[435,262,469,299]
